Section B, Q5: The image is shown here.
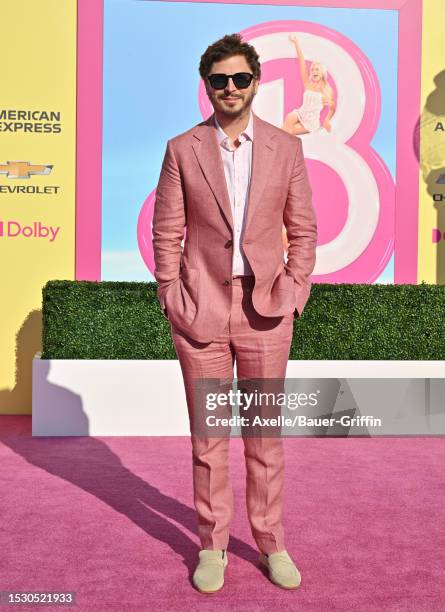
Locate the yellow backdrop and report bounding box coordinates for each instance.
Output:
[418,0,445,283]
[0,0,77,414]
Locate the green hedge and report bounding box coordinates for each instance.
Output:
[41,280,445,360]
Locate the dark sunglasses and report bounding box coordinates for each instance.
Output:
[207,72,254,90]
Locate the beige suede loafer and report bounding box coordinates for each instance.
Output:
[192,549,228,594]
[258,550,301,589]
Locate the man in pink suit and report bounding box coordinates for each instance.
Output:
[152,33,317,593]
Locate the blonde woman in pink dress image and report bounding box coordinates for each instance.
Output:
[283,34,336,135]
[281,34,335,250]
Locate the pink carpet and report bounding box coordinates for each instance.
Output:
[1,416,444,611]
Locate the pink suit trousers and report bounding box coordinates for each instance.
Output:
[170,275,294,554]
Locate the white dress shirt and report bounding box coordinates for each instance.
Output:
[214,113,254,276]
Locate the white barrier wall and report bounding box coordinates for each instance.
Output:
[32,354,445,436]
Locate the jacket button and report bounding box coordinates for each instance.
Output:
[225,240,233,248]
[223,279,231,286]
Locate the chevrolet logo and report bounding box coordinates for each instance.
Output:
[0,161,53,179]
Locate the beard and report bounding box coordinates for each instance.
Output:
[207,86,256,119]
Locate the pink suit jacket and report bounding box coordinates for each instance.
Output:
[152,112,317,344]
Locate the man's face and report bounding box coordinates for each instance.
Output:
[205,54,259,119]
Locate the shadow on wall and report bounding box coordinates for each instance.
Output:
[0,309,42,415]
[414,69,445,284]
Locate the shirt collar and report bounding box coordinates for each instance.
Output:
[214,112,253,150]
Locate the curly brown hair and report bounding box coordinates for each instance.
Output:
[199,33,261,81]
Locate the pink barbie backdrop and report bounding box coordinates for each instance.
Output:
[76,0,422,285]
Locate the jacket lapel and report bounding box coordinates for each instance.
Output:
[191,115,233,230]
[244,113,277,235]
[190,112,278,235]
